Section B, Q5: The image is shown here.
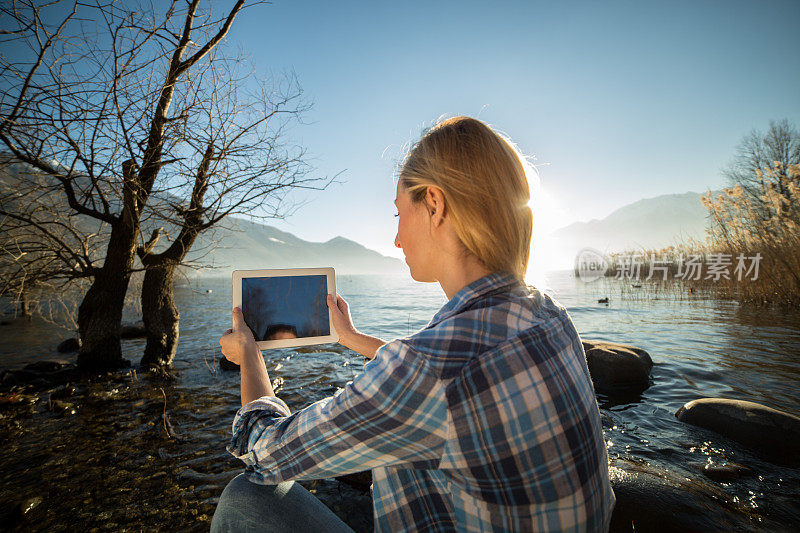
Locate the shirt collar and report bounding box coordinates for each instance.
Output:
[426,270,524,329]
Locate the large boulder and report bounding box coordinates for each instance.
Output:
[582,340,653,393]
[676,398,800,467]
[609,464,739,532]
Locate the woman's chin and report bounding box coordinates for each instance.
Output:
[408,266,435,283]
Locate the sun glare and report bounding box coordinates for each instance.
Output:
[525,184,574,288]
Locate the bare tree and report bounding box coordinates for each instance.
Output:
[0,0,311,370]
[722,119,800,223]
[135,55,330,368]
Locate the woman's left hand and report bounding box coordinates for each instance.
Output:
[219,307,258,365]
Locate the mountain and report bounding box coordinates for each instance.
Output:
[542,190,721,269]
[183,217,405,276]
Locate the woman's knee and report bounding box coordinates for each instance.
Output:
[211,473,292,532]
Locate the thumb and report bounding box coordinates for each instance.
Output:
[232,307,246,329]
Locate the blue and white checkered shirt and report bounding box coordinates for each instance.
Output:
[227,270,616,532]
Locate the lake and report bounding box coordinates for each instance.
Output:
[1,270,799,531]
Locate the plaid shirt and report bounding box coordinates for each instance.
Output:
[227,270,616,532]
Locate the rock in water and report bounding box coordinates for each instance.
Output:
[609,465,739,532]
[581,340,653,393]
[219,356,240,372]
[700,462,754,483]
[57,337,81,353]
[676,398,800,467]
[22,360,71,373]
[120,321,146,339]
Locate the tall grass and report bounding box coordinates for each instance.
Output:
[700,162,800,309]
[595,163,799,309]
[598,240,722,302]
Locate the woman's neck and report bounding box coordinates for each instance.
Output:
[437,256,493,300]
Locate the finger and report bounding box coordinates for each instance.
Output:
[232,307,246,329]
[329,294,345,314]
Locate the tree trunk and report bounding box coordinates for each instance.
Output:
[138,141,209,369]
[76,221,137,371]
[140,263,180,369]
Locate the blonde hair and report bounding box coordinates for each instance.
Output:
[398,116,534,281]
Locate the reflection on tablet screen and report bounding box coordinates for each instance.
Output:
[241,275,330,341]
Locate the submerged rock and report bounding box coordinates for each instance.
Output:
[699,462,755,483]
[1,360,78,391]
[57,337,81,353]
[676,398,800,467]
[0,359,76,389]
[120,322,146,339]
[582,340,653,392]
[23,360,72,373]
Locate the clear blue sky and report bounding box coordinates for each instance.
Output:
[227,0,800,260]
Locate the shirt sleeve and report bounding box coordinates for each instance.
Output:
[226,339,449,484]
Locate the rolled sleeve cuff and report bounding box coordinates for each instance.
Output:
[227,395,292,464]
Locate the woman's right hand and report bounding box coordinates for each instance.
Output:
[326,293,386,359]
[326,293,357,343]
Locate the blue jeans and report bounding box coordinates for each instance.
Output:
[210,473,355,533]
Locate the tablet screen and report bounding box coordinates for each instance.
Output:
[241,274,331,341]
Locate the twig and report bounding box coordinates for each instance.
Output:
[159,387,170,439]
[201,346,217,376]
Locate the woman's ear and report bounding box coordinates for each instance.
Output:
[425,186,446,227]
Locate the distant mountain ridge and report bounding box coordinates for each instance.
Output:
[186,217,405,276]
[543,190,722,269]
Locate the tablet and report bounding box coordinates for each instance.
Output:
[232,267,338,350]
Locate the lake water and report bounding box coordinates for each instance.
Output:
[1,270,799,531]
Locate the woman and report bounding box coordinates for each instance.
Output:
[212,116,615,532]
